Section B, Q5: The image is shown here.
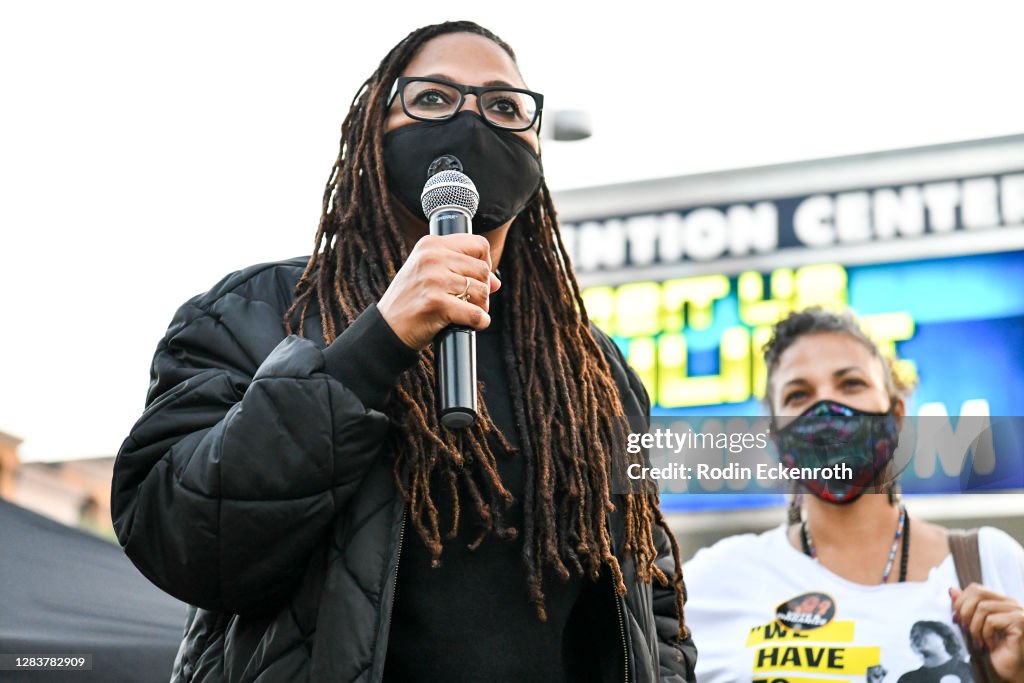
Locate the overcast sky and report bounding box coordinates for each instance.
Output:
[2,1,1022,462]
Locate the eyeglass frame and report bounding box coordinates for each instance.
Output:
[387,76,545,134]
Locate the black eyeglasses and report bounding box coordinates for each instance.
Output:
[388,76,544,133]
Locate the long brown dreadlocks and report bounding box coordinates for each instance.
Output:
[283,20,687,639]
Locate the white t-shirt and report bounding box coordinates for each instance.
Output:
[684,524,1024,683]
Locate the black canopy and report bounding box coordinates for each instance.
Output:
[0,500,186,682]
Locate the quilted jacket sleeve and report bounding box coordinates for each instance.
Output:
[651,525,698,682]
[111,281,419,617]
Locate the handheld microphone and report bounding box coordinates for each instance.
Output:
[421,166,480,429]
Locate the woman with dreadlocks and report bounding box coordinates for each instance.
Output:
[111,20,696,683]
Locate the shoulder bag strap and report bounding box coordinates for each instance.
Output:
[948,528,1000,683]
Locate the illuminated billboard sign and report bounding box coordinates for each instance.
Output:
[553,137,1024,504]
[579,252,1024,419]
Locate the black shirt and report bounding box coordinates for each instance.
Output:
[381,287,593,682]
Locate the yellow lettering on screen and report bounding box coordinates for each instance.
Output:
[581,264,918,409]
[794,264,848,311]
[661,275,730,331]
[658,333,717,407]
[720,327,751,403]
[752,646,880,674]
[614,282,662,337]
[751,325,773,400]
[656,328,751,407]
[746,621,855,646]
[739,269,795,327]
[582,286,615,333]
[738,265,846,328]
[660,279,685,333]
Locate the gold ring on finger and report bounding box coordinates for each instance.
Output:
[456,275,471,302]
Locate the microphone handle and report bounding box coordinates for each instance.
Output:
[429,208,477,429]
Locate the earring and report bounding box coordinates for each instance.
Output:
[887,481,902,506]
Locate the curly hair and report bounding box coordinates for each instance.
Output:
[763,306,915,418]
[910,620,965,658]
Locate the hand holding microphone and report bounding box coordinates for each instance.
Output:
[377,232,499,351]
[377,167,491,428]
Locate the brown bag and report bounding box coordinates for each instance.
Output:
[948,528,1001,683]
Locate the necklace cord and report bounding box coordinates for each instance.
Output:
[800,505,909,585]
[898,508,910,583]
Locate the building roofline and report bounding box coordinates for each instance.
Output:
[552,133,1024,222]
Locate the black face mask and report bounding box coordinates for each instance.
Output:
[382,111,543,233]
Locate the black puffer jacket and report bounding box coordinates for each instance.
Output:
[112,257,697,683]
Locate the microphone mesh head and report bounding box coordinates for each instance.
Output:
[421,170,479,219]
